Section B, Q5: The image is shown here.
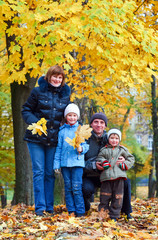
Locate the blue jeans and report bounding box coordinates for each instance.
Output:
[61,167,85,216]
[27,142,56,213]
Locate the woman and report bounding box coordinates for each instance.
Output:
[22,65,71,216]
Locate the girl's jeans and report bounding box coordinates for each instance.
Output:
[61,167,85,216]
[27,142,56,213]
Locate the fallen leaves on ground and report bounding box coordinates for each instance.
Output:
[0,198,157,239]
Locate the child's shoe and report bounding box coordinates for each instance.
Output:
[127,213,133,219]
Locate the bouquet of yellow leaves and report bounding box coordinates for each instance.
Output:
[65,124,92,149]
[27,118,47,136]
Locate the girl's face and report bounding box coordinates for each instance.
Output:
[49,74,63,87]
[66,113,78,125]
[108,134,120,147]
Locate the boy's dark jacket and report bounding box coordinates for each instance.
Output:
[21,76,71,146]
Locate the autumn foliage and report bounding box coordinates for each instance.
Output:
[27,118,47,136]
[0,198,158,239]
[0,0,157,106]
[65,124,92,149]
[0,0,158,207]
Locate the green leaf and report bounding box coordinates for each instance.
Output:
[80,16,85,20]
[49,36,56,44]
[63,63,71,71]
[12,45,21,53]
[0,0,4,6]
[55,56,62,63]
[37,52,44,59]
[38,28,47,35]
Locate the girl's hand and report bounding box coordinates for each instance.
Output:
[54,169,60,174]
[77,146,83,153]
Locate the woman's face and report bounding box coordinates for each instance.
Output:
[49,74,63,87]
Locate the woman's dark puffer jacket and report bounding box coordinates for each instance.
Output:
[21,76,71,146]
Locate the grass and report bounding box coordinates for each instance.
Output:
[6,189,14,201]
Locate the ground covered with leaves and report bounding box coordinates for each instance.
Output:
[0,198,157,239]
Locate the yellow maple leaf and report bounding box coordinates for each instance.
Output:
[27,118,47,136]
[65,124,92,149]
[65,136,76,148]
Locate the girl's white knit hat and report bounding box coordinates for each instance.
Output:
[107,128,122,141]
[64,103,80,118]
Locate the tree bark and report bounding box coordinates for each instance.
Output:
[5,18,37,205]
[0,185,7,208]
[149,75,158,197]
[10,77,36,205]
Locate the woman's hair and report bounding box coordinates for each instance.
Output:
[45,65,65,86]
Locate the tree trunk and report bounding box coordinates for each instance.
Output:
[149,75,158,197]
[0,185,7,208]
[54,173,65,205]
[10,77,36,205]
[5,18,34,205]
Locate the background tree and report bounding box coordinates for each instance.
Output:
[0,83,14,207]
[150,75,158,197]
[0,0,157,204]
[134,0,158,197]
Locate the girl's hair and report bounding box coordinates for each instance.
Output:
[45,65,65,86]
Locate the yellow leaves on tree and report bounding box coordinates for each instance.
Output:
[0,0,157,95]
[136,154,153,177]
[27,118,47,136]
[65,124,92,149]
[135,0,158,30]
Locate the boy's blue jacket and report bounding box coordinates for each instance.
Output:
[54,122,89,169]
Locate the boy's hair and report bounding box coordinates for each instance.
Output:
[107,128,121,141]
[45,65,65,86]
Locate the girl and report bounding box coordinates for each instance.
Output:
[54,103,89,217]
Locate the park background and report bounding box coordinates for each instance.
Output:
[0,0,158,211]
